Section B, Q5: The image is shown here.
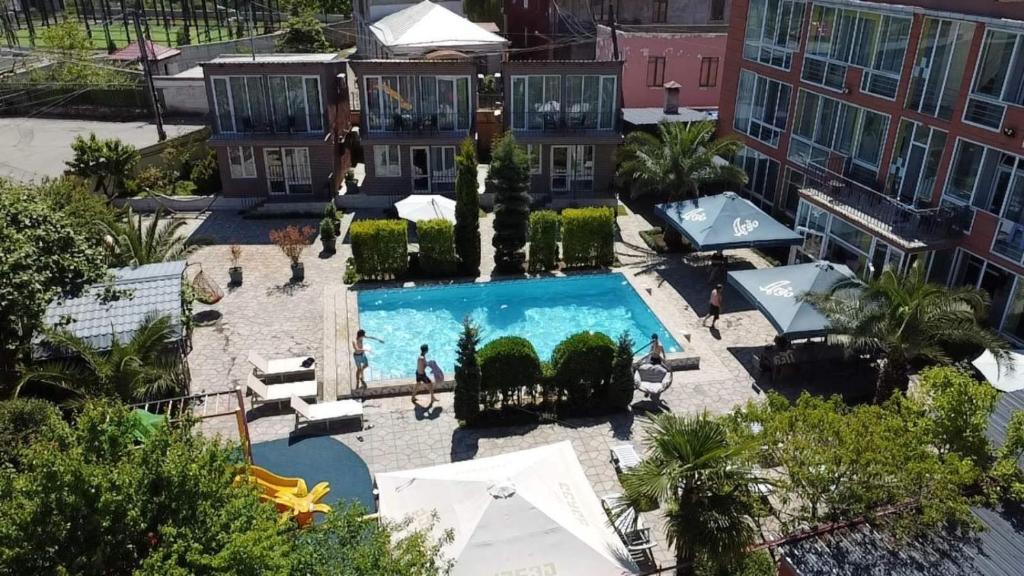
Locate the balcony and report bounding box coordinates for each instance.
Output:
[514,109,616,134]
[365,112,469,136]
[798,155,970,251]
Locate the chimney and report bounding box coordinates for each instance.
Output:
[663,81,681,115]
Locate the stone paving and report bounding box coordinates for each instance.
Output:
[186,204,785,572]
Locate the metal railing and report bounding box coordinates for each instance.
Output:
[800,154,971,245]
[513,110,614,132]
[365,112,468,133]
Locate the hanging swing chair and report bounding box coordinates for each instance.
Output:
[189,263,223,305]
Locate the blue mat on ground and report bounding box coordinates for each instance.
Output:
[251,436,375,511]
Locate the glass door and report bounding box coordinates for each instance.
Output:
[411,147,430,193]
[283,148,311,194]
[264,149,286,195]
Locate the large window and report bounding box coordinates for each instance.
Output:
[733,70,792,148]
[364,75,471,132]
[211,76,270,133]
[527,144,542,174]
[699,57,719,88]
[373,145,400,177]
[653,0,667,23]
[782,167,805,218]
[906,18,975,120]
[734,146,779,210]
[511,75,561,130]
[264,147,312,195]
[964,29,1024,130]
[551,145,594,193]
[789,89,890,175]
[647,57,666,87]
[566,75,617,130]
[227,146,256,179]
[950,250,1016,329]
[709,0,725,22]
[263,76,323,133]
[887,120,946,207]
[743,0,805,71]
[802,5,911,98]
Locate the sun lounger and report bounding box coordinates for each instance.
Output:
[634,362,673,402]
[246,373,317,405]
[291,395,364,432]
[248,350,315,380]
[610,444,641,473]
[601,493,656,559]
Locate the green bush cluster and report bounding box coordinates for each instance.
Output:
[478,336,542,408]
[350,219,408,280]
[417,218,458,276]
[550,331,616,410]
[527,210,560,272]
[561,207,615,268]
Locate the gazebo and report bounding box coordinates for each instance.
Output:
[655,191,802,251]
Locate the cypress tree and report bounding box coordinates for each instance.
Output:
[454,137,480,275]
[488,133,531,273]
[606,332,636,410]
[454,316,481,424]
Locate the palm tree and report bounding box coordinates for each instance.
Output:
[805,261,1008,402]
[103,207,198,267]
[617,120,747,200]
[615,412,764,575]
[17,314,186,405]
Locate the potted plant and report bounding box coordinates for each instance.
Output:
[269,225,315,282]
[320,217,337,254]
[228,244,243,285]
[344,169,358,194]
[324,201,341,235]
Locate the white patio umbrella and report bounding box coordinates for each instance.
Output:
[972,350,1024,392]
[394,194,457,223]
[376,441,639,576]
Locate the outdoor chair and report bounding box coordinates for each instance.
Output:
[600,493,656,559]
[290,395,364,432]
[634,362,673,403]
[246,373,317,406]
[610,444,641,474]
[247,350,315,381]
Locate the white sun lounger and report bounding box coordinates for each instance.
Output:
[610,444,641,473]
[247,350,315,380]
[246,373,317,405]
[291,395,364,431]
[601,493,656,558]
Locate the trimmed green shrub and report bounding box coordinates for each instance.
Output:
[607,332,635,410]
[454,317,481,424]
[454,137,481,275]
[478,336,542,408]
[418,218,457,276]
[528,210,560,272]
[350,219,408,279]
[550,331,615,410]
[488,134,531,272]
[562,207,615,268]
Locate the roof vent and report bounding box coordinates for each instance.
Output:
[663,81,681,115]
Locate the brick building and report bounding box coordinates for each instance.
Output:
[719,0,1024,343]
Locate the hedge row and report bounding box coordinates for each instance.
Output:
[418,218,457,276]
[562,207,615,268]
[478,336,542,408]
[350,219,408,280]
[527,210,560,272]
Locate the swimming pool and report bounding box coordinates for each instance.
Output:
[355,273,681,381]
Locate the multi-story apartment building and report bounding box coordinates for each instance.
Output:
[502,59,623,207]
[350,59,477,199]
[719,0,1024,342]
[201,54,352,201]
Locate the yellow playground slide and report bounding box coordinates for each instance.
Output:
[235,466,332,527]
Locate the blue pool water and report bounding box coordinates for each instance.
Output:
[356,273,681,381]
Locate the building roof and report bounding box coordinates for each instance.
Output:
[38,261,187,356]
[369,0,507,50]
[623,107,712,125]
[107,40,181,62]
[205,53,343,65]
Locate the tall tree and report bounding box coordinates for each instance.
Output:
[102,207,198,267]
[453,316,481,424]
[616,120,746,199]
[67,133,140,199]
[0,181,106,389]
[454,137,481,275]
[805,262,1008,402]
[488,134,531,273]
[276,12,330,52]
[616,413,764,576]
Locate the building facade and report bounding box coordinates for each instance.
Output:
[719,0,1024,342]
[201,54,352,201]
[351,59,477,199]
[501,59,623,207]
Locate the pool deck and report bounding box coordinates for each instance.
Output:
[187,204,784,571]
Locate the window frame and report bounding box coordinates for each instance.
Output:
[699,57,719,88]
[210,75,270,134]
[263,147,312,195]
[647,56,666,88]
[527,144,542,175]
[906,18,975,120]
[265,74,324,134]
[742,0,806,71]
[962,27,1024,132]
[709,0,725,23]
[787,88,891,173]
[510,74,563,131]
[733,69,793,148]
[653,0,668,23]
[373,145,401,177]
[227,146,257,179]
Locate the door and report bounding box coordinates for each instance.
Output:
[264,149,286,195]
[411,147,430,193]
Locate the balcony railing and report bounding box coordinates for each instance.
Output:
[366,112,468,134]
[800,154,971,247]
[514,109,614,132]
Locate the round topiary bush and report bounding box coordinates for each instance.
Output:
[550,331,615,410]
[477,336,542,408]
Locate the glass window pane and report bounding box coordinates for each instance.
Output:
[213,78,234,132]
[287,76,308,132]
[855,111,886,167]
[974,31,1017,98]
[246,77,268,130]
[829,216,873,254]
[229,76,249,131]
[600,76,615,129]
[305,78,322,131]
[457,77,470,130]
[512,77,526,129]
[944,141,985,203]
[734,70,755,133]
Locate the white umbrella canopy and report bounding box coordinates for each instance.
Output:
[376,441,639,576]
[972,350,1024,392]
[395,194,457,223]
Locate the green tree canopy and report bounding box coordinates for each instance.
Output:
[67,133,141,199]
[276,13,331,52]
[454,137,481,274]
[103,207,198,267]
[616,121,746,200]
[487,134,531,273]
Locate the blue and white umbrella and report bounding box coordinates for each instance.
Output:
[655,191,802,251]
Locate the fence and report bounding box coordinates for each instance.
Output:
[0,82,149,116]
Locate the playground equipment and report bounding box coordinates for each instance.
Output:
[235,465,332,527]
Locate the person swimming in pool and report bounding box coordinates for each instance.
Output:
[352,329,383,388]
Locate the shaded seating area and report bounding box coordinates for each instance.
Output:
[655,192,802,254]
[634,361,673,403]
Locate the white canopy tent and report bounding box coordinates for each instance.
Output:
[972,350,1024,392]
[369,0,508,55]
[394,194,457,223]
[376,441,639,576]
